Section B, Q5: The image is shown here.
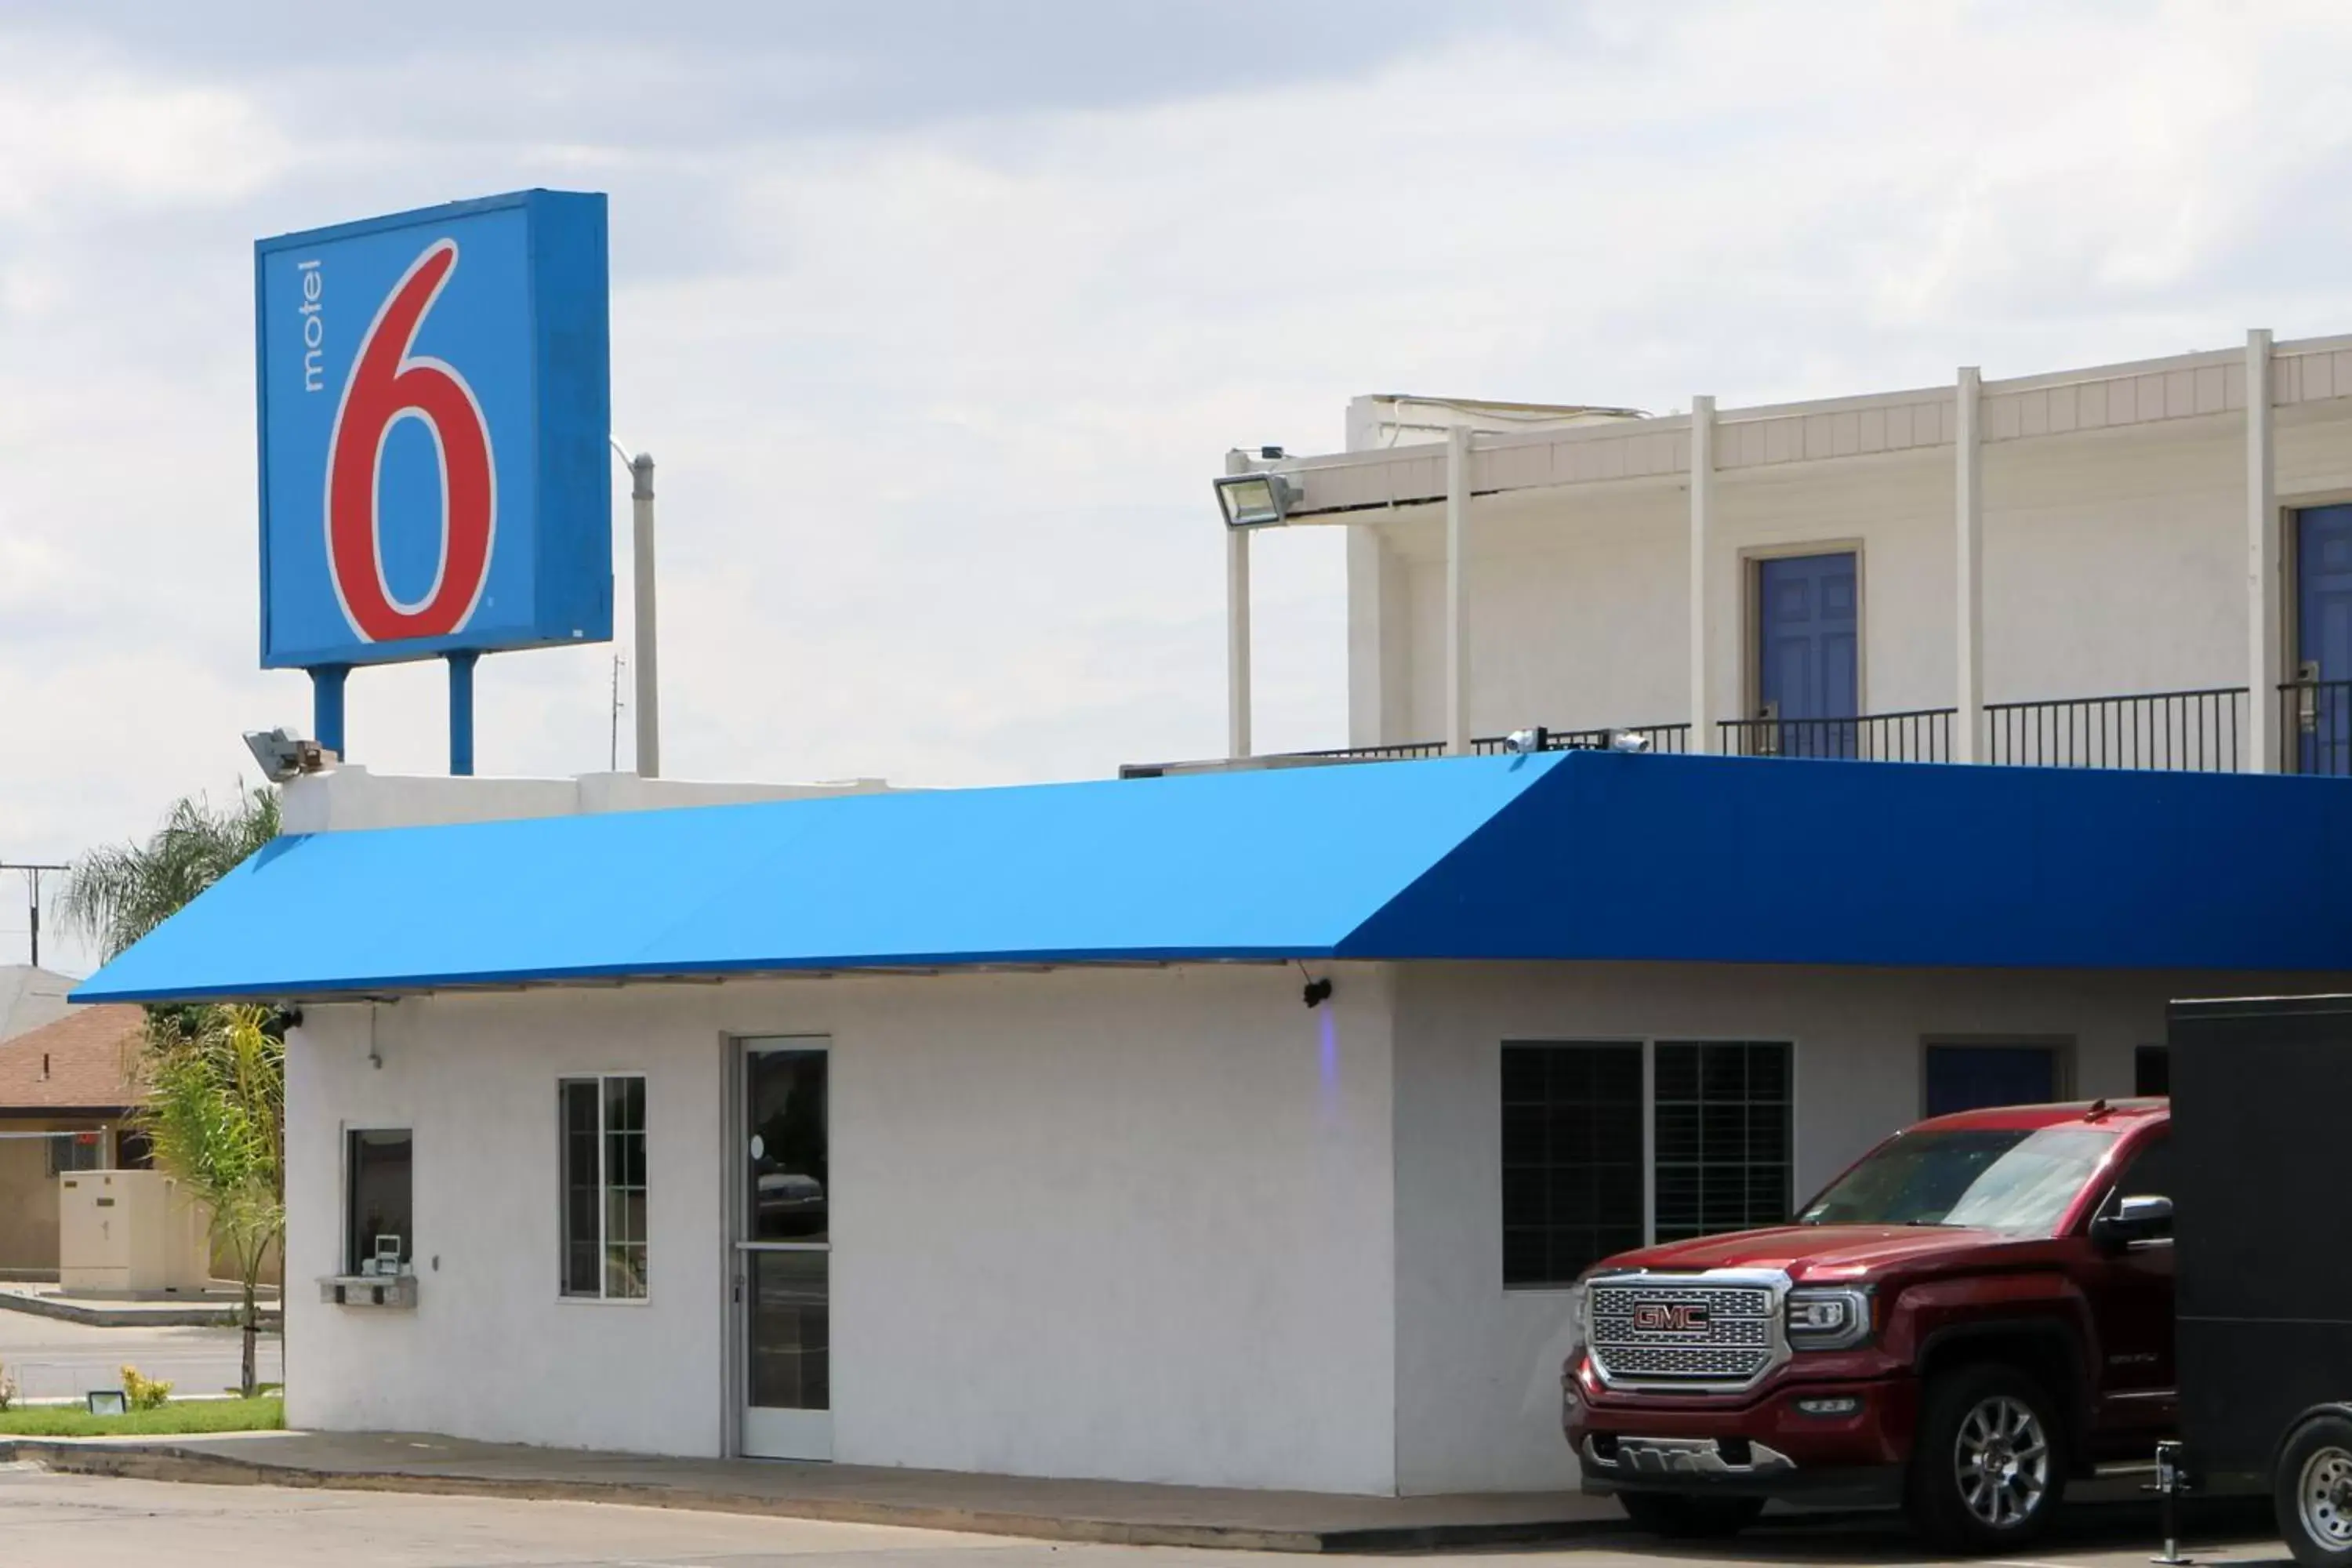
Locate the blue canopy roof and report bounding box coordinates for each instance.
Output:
[74,751,2352,1004]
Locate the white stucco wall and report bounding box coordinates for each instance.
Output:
[1386,960,2352,1496]
[280,768,891,834]
[1352,405,2352,746]
[286,990,732,1454]
[286,962,1399,1492]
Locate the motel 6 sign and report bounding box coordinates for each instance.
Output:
[255,191,613,670]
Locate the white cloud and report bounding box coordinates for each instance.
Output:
[0,54,287,221]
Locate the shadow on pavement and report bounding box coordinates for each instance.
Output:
[1548,1496,2287,1565]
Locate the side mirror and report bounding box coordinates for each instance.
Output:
[2092,1194,2173,1250]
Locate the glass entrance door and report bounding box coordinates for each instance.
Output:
[737,1040,829,1460]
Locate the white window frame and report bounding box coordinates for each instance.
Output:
[559,1073,649,1305]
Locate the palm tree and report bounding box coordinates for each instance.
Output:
[137,1006,284,1397]
[57,787,279,962]
[60,788,285,1398]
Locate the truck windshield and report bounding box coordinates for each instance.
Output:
[1798,1126,2118,1234]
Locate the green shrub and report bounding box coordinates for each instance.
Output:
[120,1363,172,1411]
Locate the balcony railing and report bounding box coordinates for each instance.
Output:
[1986,687,2245,772]
[1118,724,1686,779]
[1470,724,1692,757]
[1123,685,2352,779]
[2279,679,2352,776]
[1719,709,1954,762]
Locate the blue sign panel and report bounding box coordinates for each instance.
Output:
[256,190,612,669]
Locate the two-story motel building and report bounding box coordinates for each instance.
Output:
[1212,331,2352,776]
[74,330,2352,1500]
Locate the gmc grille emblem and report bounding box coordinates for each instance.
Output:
[1632,1303,1710,1332]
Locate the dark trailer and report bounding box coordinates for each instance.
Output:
[2170,994,2352,1568]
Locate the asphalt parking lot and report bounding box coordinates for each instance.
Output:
[0,1466,2296,1568]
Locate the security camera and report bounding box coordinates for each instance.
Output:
[1606,730,1653,753]
[243,728,330,784]
[1504,728,1548,756]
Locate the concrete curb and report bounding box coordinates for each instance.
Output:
[0,1439,1626,1553]
[0,1292,280,1331]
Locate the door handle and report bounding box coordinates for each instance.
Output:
[2299,659,2323,733]
[1757,699,1780,757]
[732,1273,744,1305]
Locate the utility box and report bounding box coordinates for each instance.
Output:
[57,1170,214,1294]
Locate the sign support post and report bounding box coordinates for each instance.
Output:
[311,666,349,760]
[448,652,479,775]
[629,450,659,779]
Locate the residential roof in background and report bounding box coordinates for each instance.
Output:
[0,1002,144,1113]
[0,965,77,1043]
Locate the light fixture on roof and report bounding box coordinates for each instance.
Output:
[1214,470,1302,529]
[1504,728,1548,756]
[1606,730,1653,753]
[243,727,332,784]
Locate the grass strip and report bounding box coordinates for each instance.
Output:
[0,1395,284,1438]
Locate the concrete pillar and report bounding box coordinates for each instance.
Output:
[1445,426,1471,756]
[1955,367,1984,764]
[1225,448,1253,760]
[1688,397,1715,753]
[2248,328,2279,773]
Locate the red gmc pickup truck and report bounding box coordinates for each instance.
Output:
[1563,1099,2175,1553]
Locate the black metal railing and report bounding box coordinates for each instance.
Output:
[1118,722,1688,779]
[1118,742,1422,778]
[1296,741,1446,762]
[1985,687,2244,772]
[1127,686,2351,780]
[1469,724,1693,757]
[2278,679,2352,776]
[1718,709,1954,762]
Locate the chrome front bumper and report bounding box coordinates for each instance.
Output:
[1584,1436,1797,1478]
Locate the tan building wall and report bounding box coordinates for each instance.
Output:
[0,1119,111,1276]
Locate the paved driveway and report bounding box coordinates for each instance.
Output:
[0,1313,282,1401]
[0,1468,2296,1568]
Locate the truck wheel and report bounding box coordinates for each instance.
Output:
[1905,1365,2068,1553]
[1617,1492,1766,1539]
[2277,1414,2352,1568]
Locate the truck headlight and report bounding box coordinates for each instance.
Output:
[1564,1281,1590,1359]
[1784,1287,1872,1351]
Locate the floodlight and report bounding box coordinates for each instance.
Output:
[1214,471,1302,529]
[243,727,328,783]
[86,1389,127,1417]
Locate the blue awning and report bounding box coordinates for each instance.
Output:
[74,751,2352,1005]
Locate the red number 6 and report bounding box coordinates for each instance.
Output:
[325,239,496,642]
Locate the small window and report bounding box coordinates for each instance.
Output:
[561,1076,647,1300]
[346,1129,414,1274]
[1500,1042,1644,1288]
[48,1131,104,1178]
[1654,1041,1793,1243]
[2134,1045,2170,1097]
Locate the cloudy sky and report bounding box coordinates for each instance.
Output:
[6,0,2352,975]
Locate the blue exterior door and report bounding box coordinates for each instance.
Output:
[1924,1044,2058,1118]
[2296,506,2352,775]
[1756,552,1859,757]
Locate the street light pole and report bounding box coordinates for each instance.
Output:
[1,862,68,968]
[612,437,660,778]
